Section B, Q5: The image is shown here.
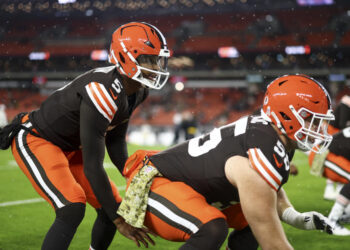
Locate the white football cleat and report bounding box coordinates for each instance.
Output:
[331,221,350,236]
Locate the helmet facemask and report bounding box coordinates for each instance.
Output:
[133,53,170,89]
[290,106,334,153]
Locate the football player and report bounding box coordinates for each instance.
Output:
[309,127,350,235]
[322,95,350,200]
[328,95,350,134]
[0,22,170,249]
[117,75,335,250]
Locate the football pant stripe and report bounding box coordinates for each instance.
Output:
[85,83,113,122]
[248,148,280,191]
[15,125,68,209]
[325,160,350,181]
[14,129,58,208]
[147,191,202,235]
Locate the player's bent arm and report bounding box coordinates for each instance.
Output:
[80,100,120,220]
[225,156,293,250]
[276,188,293,218]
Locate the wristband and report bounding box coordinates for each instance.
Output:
[282,207,301,225]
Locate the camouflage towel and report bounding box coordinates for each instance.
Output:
[310,149,329,177]
[117,164,162,228]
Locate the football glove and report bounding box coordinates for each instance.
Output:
[282,207,333,234]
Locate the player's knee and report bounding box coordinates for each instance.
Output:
[181,218,228,250]
[56,202,86,229]
[227,226,258,250]
[202,218,228,243]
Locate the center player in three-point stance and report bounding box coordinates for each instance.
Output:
[1,22,170,249]
[118,75,335,250]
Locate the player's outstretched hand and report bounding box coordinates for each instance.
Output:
[114,217,156,248]
[301,211,333,234]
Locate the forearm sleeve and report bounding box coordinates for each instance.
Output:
[106,121,129,173]
[80,100,120,221]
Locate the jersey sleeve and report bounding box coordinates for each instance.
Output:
[84,81,118,123]
[245,128,290,191]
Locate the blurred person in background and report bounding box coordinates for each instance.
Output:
[0,22,170,250]
[117,75,334,250]
[323,95,350,200]
[309,127,350,235]
[181,110,198,140]
[172,111,183,144]
[0,104,8,128]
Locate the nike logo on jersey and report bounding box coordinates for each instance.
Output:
[109,88,118,100]
[85,82,118,122]
[273,153,283,168]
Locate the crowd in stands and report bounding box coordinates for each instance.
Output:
[0,6,350,73]
[1,4,350,129]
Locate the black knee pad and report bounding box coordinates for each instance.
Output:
[56,202,86,229]
[340,183,350,200]
[227,226,258,250]
[181,218,228,250]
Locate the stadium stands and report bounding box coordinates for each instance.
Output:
[1,1,350,129]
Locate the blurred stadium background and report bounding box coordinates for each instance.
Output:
[1,0,350,145]
[1,0,350,249]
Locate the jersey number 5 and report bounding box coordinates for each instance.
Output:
[188,116,249,157]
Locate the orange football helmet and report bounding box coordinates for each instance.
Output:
[261,74,334,153]
[108,22,170,89]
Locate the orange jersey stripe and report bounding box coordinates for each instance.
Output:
[253,148,281,186]
[88,83,113,121]
[94,82,117,114]
[248,152,278,191]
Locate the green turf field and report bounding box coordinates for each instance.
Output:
[1,145,350,250]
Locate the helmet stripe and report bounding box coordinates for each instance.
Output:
[298,74,332,109]
[141,22,167,47]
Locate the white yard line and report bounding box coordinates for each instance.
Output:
[0,198,44,207]
[0,185,126,207]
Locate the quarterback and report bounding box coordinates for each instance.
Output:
[0,22,170,249]
[118,75,335,250]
